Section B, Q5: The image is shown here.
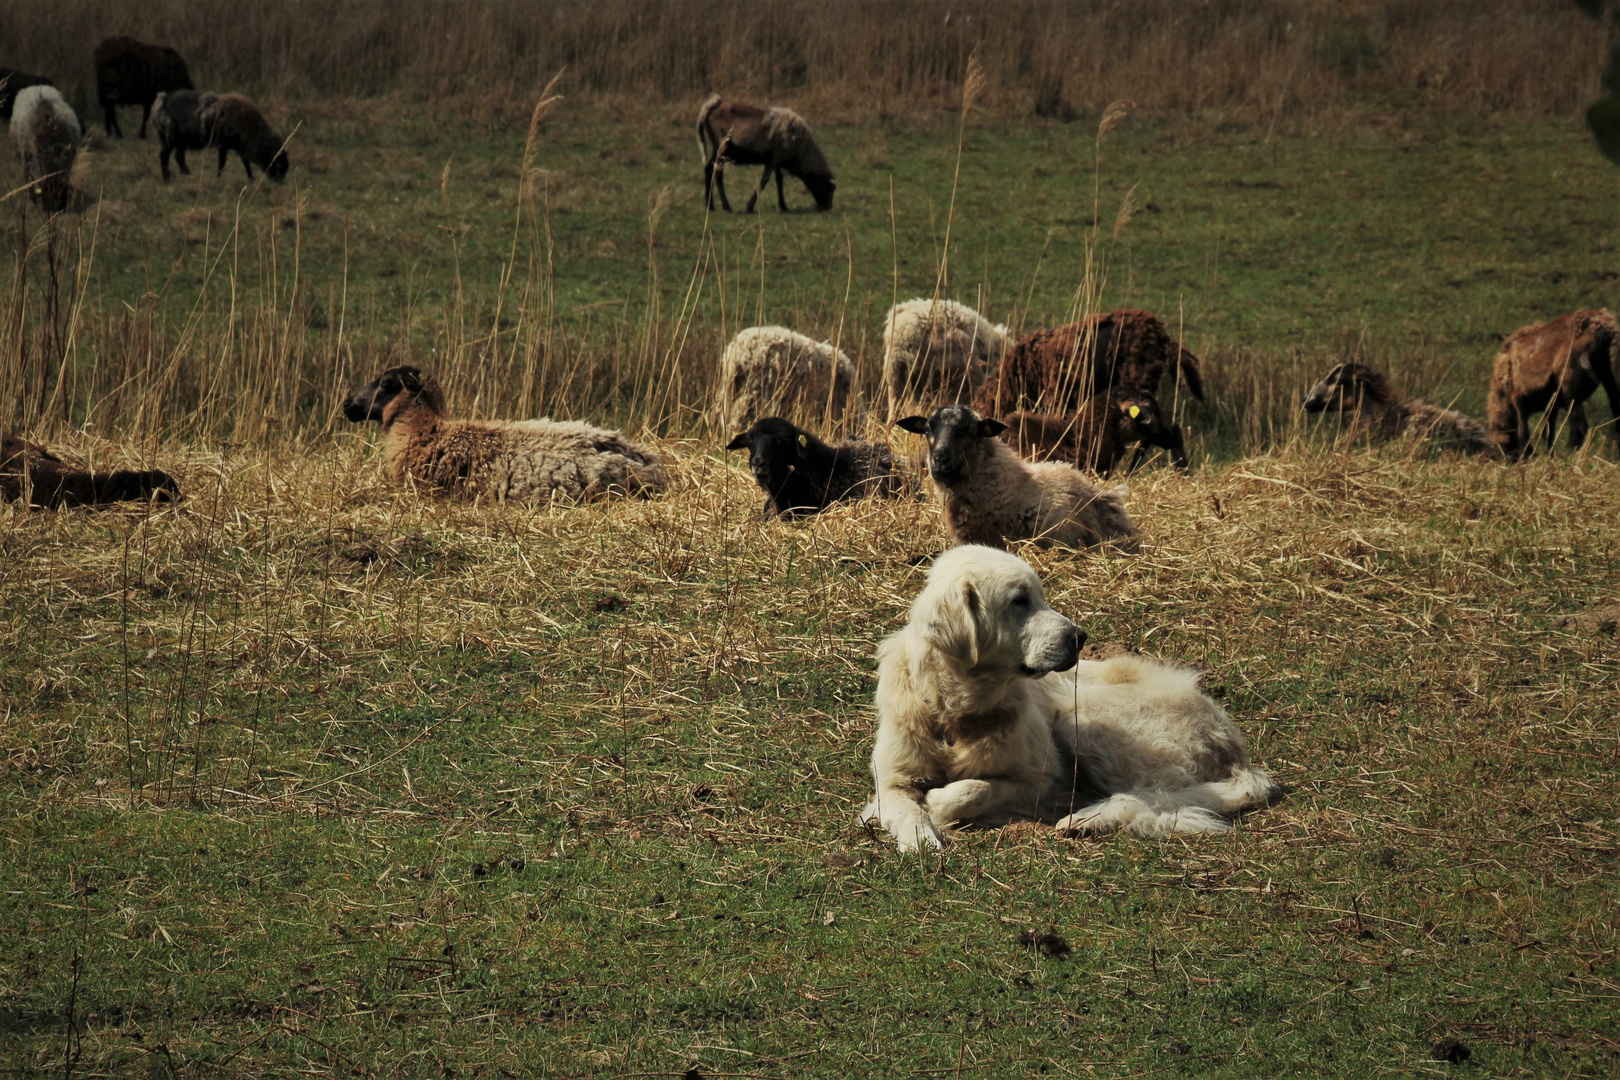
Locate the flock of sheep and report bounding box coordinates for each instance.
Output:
[2,36,287,214]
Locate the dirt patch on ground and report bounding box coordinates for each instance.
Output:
[1555,603,1620,637]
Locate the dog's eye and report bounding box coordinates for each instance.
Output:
[1011,592,1030,607]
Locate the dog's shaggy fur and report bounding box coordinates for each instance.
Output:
[862,546,1278,851]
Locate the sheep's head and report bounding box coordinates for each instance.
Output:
[803,173,835,211]
[265,145,290,182]
[896,405,1005,486]
[343,366,430,424]
[726,417,809,474]
[1303,363,1395,414]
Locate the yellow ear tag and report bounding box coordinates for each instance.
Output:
[1128,405,1141,418]
[798,434,808,447]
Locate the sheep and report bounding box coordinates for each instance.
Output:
[95,36,193,139]
[341,366,669,501]
[1302,362,1501,457]
[0,68,54,123]
[725,416,903,518]
[1002,390,1189,475]
[697,94,835,213]
[974,308,1205,418]
[8,86,80,214]
[201,94,289,182]
[882,298,1009,418]
[1484,310,1620,459]
[896,405,1139,552]
[151,89,219,181]
[2,434,179,508]
[720,326,854,432]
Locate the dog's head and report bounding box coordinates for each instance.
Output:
[911,545,1084,677]
[1302,362,1395,415]
[895,405,1005,486]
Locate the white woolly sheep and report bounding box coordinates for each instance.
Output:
[9,85,80,214]
[882,298,1008,418]
[897,405,1139,552]
[720,325,855,432]
[342,367,669,501]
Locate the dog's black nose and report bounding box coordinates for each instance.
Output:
[1070,626,1087,652]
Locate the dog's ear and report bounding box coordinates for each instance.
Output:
[977,418,1008,439]
[924,580,982,667]
[894,416,930,435]
[725,432,750,451]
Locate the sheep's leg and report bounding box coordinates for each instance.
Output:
[713,163,733,212]
[175,146,189,175]
[217,146,228,176]
[102,101,120,139]
[745,164,771,214]
[703,156,716,211]
[138,98,152,139]
[242,155,254,181]
[159,144,173,182]
[1566,398,1590,450]
[1543,398,1563,453]
[775,166,788,212]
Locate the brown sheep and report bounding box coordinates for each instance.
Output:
[203,94,289,182]
[1302,363,1500,457]
[1002,391,1189,476]
[2,434,179,508]
[974,308,1204,418]
[1485,310,1620,459]
[697,94,834,213]
[95,36,193,139]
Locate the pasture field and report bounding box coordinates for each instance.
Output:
[2,94,1620,1078]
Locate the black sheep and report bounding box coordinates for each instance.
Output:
[0,68,55,123]
[95,36,193,139]
[725,417,902,518]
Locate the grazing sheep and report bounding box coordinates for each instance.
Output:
[697,94,835,212]
[882,299,1009,418]
[975,309,1204,417]
[720,326,854,432]
[1003,390,1189,475]
[726,416,903,518]
[151,89,219,181]
[342,366,669,501]
[896,405,1139,552]
[1485,310,1620,459]
[0,68,54,123]
[1302,363,1500,457]
[8,86,80,214]
[202,94,289,182]
[95,36,193,139]
[2,434,179,508]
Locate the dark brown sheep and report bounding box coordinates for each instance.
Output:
[697,93,834,213]
[1303,362,1499,457]
[95,36,194,139]
[974,309,1204,417]
[0,68,54,123]
[1485,310,1620,459]
[2,434,179,508]
[151,89,219,181]
[1002,391,1189,476]
[203,94,289,182]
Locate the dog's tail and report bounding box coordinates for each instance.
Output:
[1060,767,1279,838]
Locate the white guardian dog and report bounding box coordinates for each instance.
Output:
[862,545,1279,851]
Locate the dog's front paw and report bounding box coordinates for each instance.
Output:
[857,799,880,825]
[1054,808,1114,835]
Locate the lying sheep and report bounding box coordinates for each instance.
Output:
[1485,310,1620,459]
[975,309,1204,417]
[342,366,668,501]
[896,406,1139,552]
[1303,363,1500,457]
[95,36,193,139]
[2,434,179,508]
[152,89,219,181]
[720,326,854,432]
[726,416,903,518]
[203,94,289,182]
[8,86,80,214]
[1003,390,1189,475]
[0,68,54,123]
[882,299,1009,418]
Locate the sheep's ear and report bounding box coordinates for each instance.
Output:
[399,369,421,392]
[895,416,929,435]
[977,418,1008,439]
[725,433,750,451]
[796,432,809,457]
[923,580,981,668]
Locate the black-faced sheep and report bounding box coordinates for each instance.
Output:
[726,416,903,518]
[2,434,179,509]
[8,86,80,214]
[896,406,1139,552]
[1003,390,1189,476]
[94,36,193,139]
[202,94,289,182]
[1484,310,1620,459]
[975,309,1204,417]
[720,326,854,432]
[882,298,1009,418]
[152,89,219,181]
[697,94,835,213]
[0,68,54,123]
[342,366,669,501]
[1302,362,1500,457]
